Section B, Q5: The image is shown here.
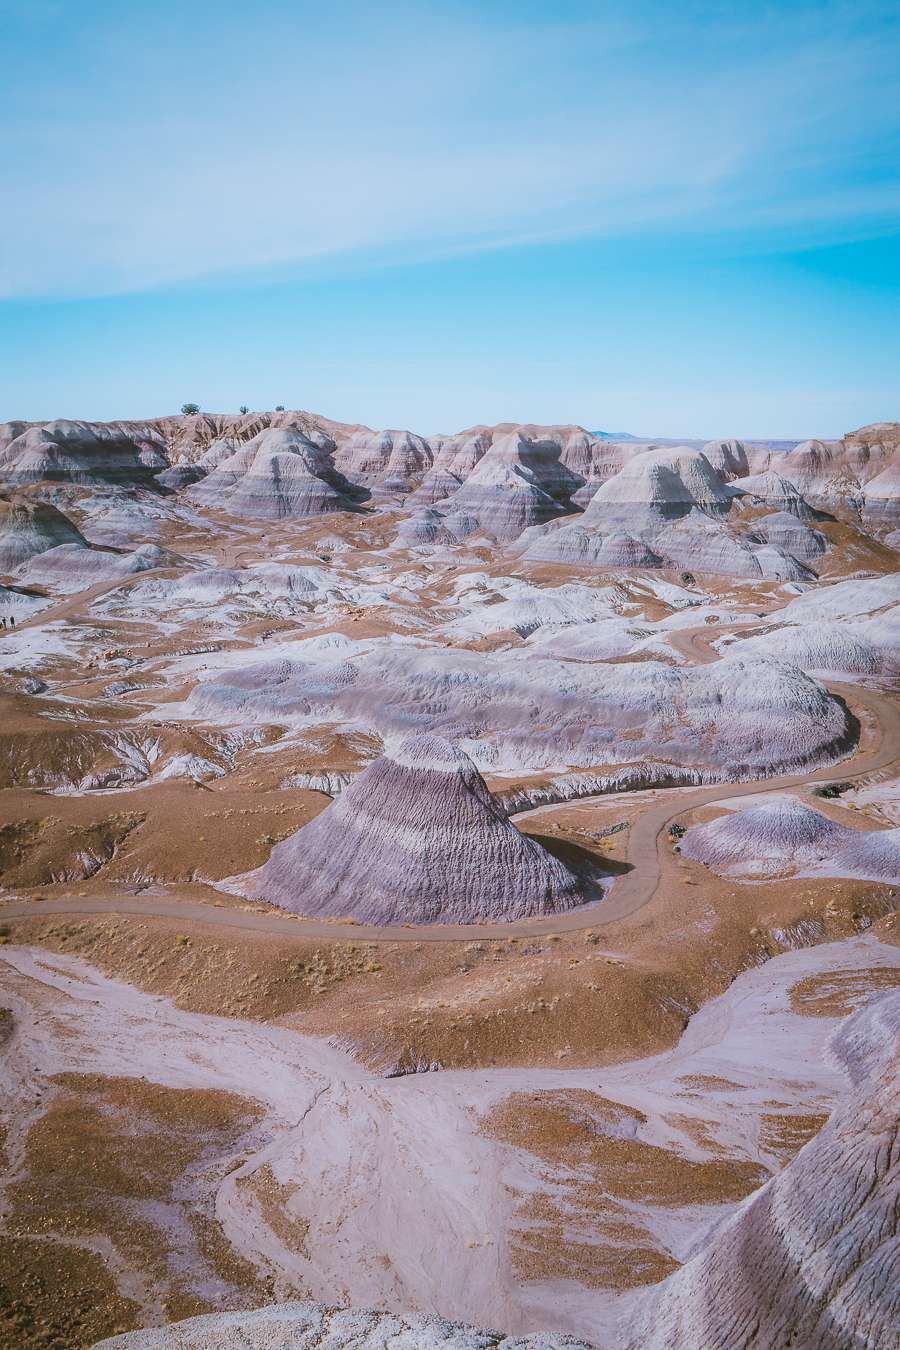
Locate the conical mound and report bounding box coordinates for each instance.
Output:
[256,734,591,925]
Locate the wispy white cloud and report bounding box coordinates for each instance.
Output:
[0,0,897,299]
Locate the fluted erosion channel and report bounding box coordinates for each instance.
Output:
[4,932,900,1348]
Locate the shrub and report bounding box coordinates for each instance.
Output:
[181,402,200,415]
[239,405,248,414]
[813,782,854,799]
[680,571,696,587]
[275,404,285,411]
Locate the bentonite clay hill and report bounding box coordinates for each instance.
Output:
[625,989,900,1350]
[254,734,595,924]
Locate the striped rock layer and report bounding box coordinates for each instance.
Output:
[624,990,900,1350]
[256,734,590,925]
[0,494,87,572]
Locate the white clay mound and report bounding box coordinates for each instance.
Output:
[523,524,662,567]
[752,512,827,560]
[254,733,594,924]
[74,491,200,545]
[733,621,885,675]
[681,799,850,877]
[396,507,481,545]
[682,798,900,880]
[654,519,815,580]
[441,583,620,640]
[777,439,848,498]
[700,439,773,481]
[774,425,900,508]
[0,494,87,571]
[520,449,819,577]
[334,428,432,485]
[624,990,900,1350]
[407,433,491,505]
[733,470,818,518]
[776,571,900,622]
[91,1302,599,1350]
[582,448,733,529]
[525,617,653,661]
[863,456,900,522]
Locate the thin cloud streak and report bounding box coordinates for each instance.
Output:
[0,0,897,300]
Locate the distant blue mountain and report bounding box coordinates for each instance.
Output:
[592,432,805,452]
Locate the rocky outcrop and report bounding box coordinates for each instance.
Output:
[0,420,167,488]
[624,989,900,1350]
[520,449,822,577]
[255,733,593,924]
[156,437,242,490]
[769,424,900,519]
[160,409,365,464]
[91,1302,599,1350]
[412,433,582,542]
[0,494,87,572]
[18,542,190,589]
[187,427,359,519]
[334,429,432,488]
[700,440,772,482]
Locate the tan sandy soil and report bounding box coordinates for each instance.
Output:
[3,933,900,1348]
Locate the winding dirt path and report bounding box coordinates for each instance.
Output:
[1,566,183,636]
[4,614,899,940]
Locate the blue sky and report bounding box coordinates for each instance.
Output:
[1,0,898,437]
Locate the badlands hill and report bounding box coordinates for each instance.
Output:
[681,798,900,881]
[255,734,595,924]
[3,412,899,584]
[0,494,87,571]
[625,989,900,1350]
[3,406,900,1350]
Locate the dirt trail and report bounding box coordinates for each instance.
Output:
[4,602,900,1343]
[4,614,898,938]
[0,566,182,636]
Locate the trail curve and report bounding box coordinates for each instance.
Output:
[3,617,899,940]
